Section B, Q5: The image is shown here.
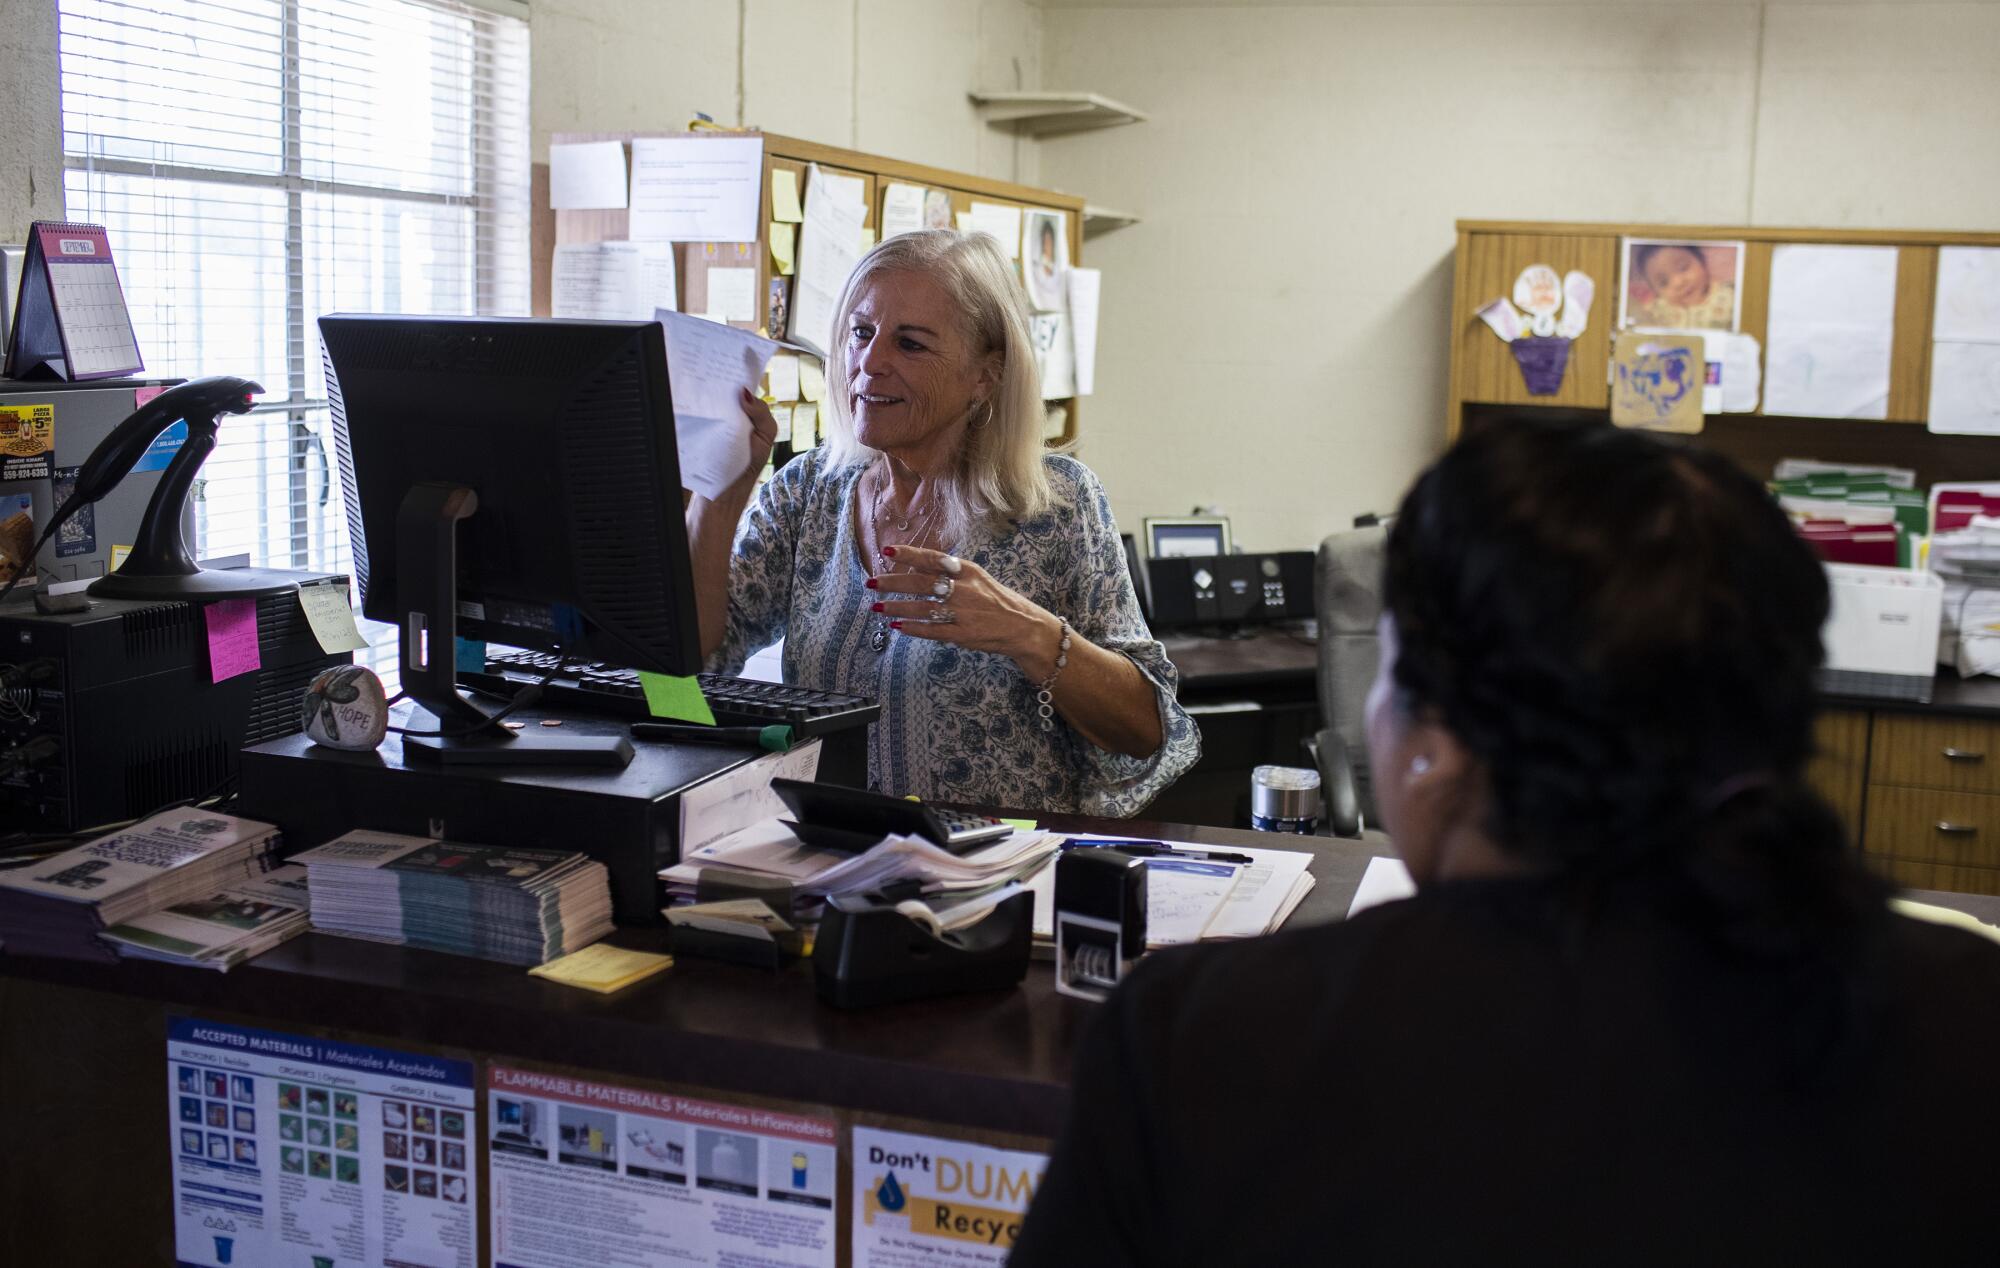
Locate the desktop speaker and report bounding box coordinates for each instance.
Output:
[1145,551,1314,629]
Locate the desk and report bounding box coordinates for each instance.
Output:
[1154,627,1320,827]
[0,817,1387,1266]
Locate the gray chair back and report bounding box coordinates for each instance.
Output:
[1314,526,1387,827]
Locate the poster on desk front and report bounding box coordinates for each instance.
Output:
[852,1126,1049,1266]
[486,1064,837,1267]
[167,1016,479,1268]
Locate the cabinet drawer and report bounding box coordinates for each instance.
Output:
[1865,856,2000,899]
[1863,785,2000,868]
[1869,713,2000,793]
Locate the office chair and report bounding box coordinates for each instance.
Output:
[1304,523,1387,837]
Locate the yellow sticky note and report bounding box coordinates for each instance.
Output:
[1000,818,1038,832]
[638,671,716,724]
[793,402,817,447]
[110,544,131,571]
[771,170,804,223]
[859,227,876,251]
[955,211,972,232]
[529,943,674,994]
[297,584,371,654]
[770,222,796,276]
[798,357,825,404]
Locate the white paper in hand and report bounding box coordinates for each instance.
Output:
[656,309,781,499]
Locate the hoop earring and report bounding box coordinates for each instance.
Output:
[969,399,994,430]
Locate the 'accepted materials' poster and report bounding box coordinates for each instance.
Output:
[487,1064,836,1267]
[168,1016,478,1268]
[852,1127,1048,1265]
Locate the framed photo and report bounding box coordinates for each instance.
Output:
[1144,516,1231,559]
[1619,237,1744,333]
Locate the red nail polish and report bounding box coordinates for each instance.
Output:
[865,578,878,590]
[871,602,884,613]
[882,546,897,557]
[890,620,903,630]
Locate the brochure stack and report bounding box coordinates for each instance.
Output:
[100,863,311,970]
[293,829,615,966]
[0,808,281,961]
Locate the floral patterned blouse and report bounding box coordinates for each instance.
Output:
[707,450,1201,817]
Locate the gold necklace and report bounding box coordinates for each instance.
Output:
[866,465,945,653]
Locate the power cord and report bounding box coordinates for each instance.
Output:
[385,657,569,739]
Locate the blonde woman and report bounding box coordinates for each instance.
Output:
[686,230,1198,816]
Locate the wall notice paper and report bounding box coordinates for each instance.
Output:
[1348,855,1416,918]
[1763,244,1897,419]
[489,1065,836,1268]
[880,183,927,240]
[168,1016,478,1268]
[766,352,801,402]
[853,1127,1047,1266]
[548,140,628,210]
[1032,310,1076,400]
[707,266,758,323]
[798,356,825,403]
[678,739,823,858]
[965,203,1022,259]
[1066,267,1101,397]
[793,401,818,448]
[552,241,677,320]
[628,135,764,244]
[1717,331,1762,413]
[788,165,866,358]
[1929,247,2000,435]
[654,309,781,500]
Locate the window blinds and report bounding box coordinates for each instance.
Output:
[58,0,530,679]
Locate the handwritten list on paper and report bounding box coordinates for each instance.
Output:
[551,242,677,320]
[654,309,780,500]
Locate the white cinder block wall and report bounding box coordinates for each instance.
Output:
[1035,2,2000,554]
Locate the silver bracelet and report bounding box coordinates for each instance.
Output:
[1033,619,1073,733]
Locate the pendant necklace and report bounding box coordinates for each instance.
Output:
[867,465,943,653]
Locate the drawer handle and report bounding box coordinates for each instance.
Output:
[1942,748,1987,762]
[1935,821,1980,836]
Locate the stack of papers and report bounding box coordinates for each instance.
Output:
[1025,836,1317,950]
[0,809,282,962]
[661,820,1060,918]
[1773,468,1926,568]
[293,830,614,967]
[99,864,311,971]
[1928,514,2000,674]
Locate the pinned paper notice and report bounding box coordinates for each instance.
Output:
[955,211,973,232]
[881,183,926,239]
[551,241,677,320]
[1068,267,1101,397]
[654,309,781,499]
[638,671,716,725]
[548,140,628,210]
[1764,244,1897,420]
[297,585,371,654]
[770,169,804,224]
[766,352,800,402]
[966,203,1022,258]
[708,267,758,323]
[205,599,261,683]
[769,222,795,276]
[793,401,818,446]
[787,165,865,357]
[859,227,876,251]
[629,135,763,243]
[798,357,825,404]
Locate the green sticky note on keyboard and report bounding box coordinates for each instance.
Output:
[637,671,716,725]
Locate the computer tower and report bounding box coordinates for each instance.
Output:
[0,572,354,833]
[1145,551,1315,628]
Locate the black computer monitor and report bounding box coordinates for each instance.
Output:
[319,315,700,767]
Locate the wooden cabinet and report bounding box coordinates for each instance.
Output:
[1807,707,1871,845]
[1857,712,2000,895]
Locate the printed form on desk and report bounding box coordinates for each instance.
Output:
[1025,837,1317,950]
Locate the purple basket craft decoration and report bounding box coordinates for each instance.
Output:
[1510,337,1571,396]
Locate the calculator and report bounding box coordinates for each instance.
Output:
[768,778,1014,855]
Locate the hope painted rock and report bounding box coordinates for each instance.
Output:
[302,664,388,751]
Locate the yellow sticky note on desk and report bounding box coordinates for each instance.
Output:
[530,943,674,994]
[771,170,804,223]
[770,222,796,276]
[638,671,716,724]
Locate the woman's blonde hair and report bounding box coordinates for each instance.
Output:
[821,228,1054,546]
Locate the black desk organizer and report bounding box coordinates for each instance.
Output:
[811,891,1033,1009]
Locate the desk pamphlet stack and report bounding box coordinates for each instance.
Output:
[293,829,614,966]
[98,863,311,970]
[662,821,1316,950]
[0,808,281,962]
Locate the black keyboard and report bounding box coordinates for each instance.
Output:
[461,649,880,739]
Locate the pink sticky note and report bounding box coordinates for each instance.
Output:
[134,386,167,409]
[205,599,262,683]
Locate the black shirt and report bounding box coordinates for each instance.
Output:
[1012,877,2000,1265]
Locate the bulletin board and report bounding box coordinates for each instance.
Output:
[532,131,1089,449]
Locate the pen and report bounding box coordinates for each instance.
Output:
[1061,838,1255,866]
[629,721,795,753]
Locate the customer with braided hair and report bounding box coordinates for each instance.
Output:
[1015,417,2000,1265]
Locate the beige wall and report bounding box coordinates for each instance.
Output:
[1039,2,2000,554]
[1,0,63,241]
[532,0,1042,184]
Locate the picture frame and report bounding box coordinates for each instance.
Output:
[1144,516,1232,559]
[1618,237,1745,333]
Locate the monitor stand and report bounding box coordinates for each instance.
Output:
[394,483,631,769]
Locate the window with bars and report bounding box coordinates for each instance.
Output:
[57,0,530,680]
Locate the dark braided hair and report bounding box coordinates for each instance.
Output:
[1384,417,1884,960]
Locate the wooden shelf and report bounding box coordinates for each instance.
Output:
[968,91,1147,137]
[1082,204,1141,237]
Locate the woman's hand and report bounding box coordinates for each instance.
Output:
[731,388,780,495]
[867,544,1063,677]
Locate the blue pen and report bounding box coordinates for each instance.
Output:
[1061,837,1255,866]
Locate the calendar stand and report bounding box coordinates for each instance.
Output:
[3,222,144,382]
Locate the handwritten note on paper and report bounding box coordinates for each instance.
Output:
[628,135,763,243]
[766,352,800,402]
[770,168,804,224]
[1145,859,1245,947]
[548,141,628,210]
[797,357,825,403]
[551,242,676,320]
[881,183,926,239]
[205,599,261,683]
[654,309,780,499]
[297,585,371,654]
[792,401,818,447]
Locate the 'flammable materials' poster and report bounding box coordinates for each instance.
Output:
[487,1064,837,1267]
[852,1126,1049,1265]
[168,1016,478,1268]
